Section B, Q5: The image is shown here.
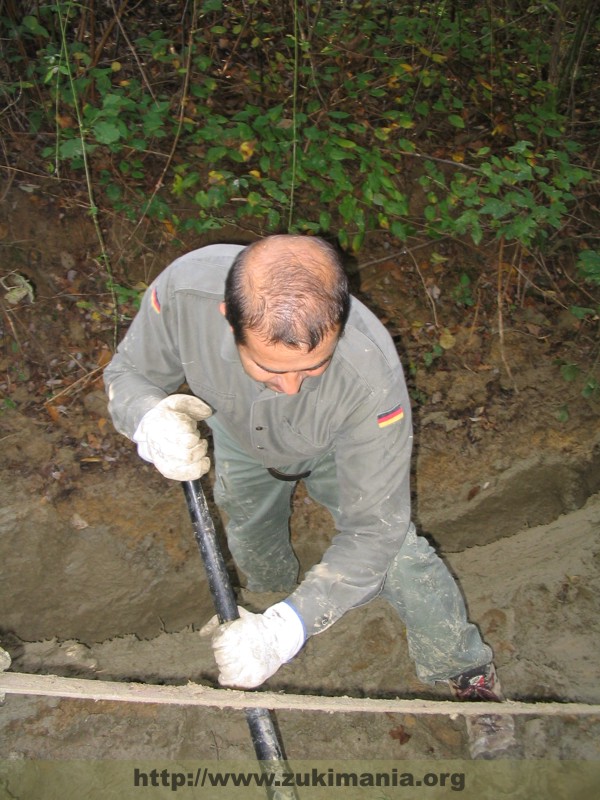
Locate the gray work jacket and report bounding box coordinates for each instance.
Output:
[104,245,413,635]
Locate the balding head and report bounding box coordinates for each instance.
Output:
[224,235,350,350]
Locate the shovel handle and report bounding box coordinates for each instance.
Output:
[183,478,238,623]
[182,479,298,797]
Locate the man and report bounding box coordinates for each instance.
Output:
[104,235,514,757]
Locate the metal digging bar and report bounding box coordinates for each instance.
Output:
[182,479,299,800]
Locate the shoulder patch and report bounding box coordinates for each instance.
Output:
[377,402,404,428]
[151,286,161,313]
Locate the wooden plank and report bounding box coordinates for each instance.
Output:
[1,672,598,717]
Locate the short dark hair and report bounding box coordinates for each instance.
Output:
[224,236,350,350]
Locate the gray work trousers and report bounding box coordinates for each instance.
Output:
[209,420,492,684]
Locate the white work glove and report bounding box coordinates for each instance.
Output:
[201,602,306,688]
[133,394,212,481]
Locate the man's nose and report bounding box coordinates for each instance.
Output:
[277,373,304,394]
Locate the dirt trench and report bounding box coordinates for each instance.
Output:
[1,414,599,776]
[1,181,600,796]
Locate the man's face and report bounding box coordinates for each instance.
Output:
[236,325,339,395]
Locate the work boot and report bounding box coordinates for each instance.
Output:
[450,662,503,702]
[450,664,519,760]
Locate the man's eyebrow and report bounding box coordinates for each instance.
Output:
[253,354,334,374]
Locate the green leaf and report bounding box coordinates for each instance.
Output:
[93,120,122,144]
[328,148,353,162]
[424,204,438,222]
[59,139,85,158]
[560,363,579,382]
[398,138,416,152]
[104,183,122,202]
[339,195,357,223]
[352,231,365,253]
[23,15,50,37]
[480,198,511,219]
[206,145,228,161]
[319,211,332,231]
[577,250,600,285]
[448,115,465,129]
[570,306,596,319]
[390,220,410,240]
[262,180,288,204]
[470,220,483,245]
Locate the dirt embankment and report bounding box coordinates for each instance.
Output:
[1,181,599,772]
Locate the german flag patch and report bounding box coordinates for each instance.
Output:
[151,286,161,314]
[377,403,404,428]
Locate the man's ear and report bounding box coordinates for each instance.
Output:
[220,301,234,333]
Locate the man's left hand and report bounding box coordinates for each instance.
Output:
[200,602,305,688]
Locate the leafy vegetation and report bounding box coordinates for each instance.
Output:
[1,1,597,249]
[1,0,598,389]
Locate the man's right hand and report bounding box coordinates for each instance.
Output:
[133,394,212,481]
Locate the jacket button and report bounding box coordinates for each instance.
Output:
[255,425,264,431]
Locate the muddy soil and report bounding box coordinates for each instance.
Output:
[1,180,600,796]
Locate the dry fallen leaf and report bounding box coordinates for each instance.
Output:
[46,403,61,423]
[439,328,456,350]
